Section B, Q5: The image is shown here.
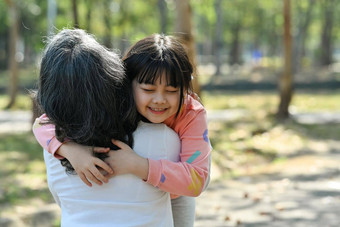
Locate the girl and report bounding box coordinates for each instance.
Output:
[34,28,177,226]
[34,34,211,226]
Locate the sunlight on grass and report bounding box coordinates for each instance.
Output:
[202,90,340,112]
[202,91,280,112]
[0,132,53,211]
[0,94,33,110]
[0,90,339,221]
[0,67,39,88]
[292,91,340,111]
[203,91,340,178]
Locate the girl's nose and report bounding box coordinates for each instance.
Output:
[152,93,166,104]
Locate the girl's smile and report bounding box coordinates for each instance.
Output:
[148,107,167,114]
[133,76,180,123]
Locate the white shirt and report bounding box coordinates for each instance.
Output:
[44,122,180,227]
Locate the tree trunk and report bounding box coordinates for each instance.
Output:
[292,0,314,73]
[47,0,57,36]
[277,0,293,119]
[72,0,79,28]
[118,1,129,53]
[268,15,279,57]
[5,0,19,109]
[213,0,222,76]
[229,22,242,65]
[174,0,200,96]
[103,0,113,48]
[158,0,167,34]
[85,0,93,32]
[319,0,335,66]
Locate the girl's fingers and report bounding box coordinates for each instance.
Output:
[105,172,115,179]
[91,169,108,184]
[78,172,92,187]
[89,165,109,184]
[94,159,114,175]
[93,147,110,153]
[84,170,103,186]
[111,139,130,150]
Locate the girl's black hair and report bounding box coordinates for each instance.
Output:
[122,34,193,117]
[36,29,137,173]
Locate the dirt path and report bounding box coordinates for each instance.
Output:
[0,110,32,133]
[195,140,340,227]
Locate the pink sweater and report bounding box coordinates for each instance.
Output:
[33,95,211,198]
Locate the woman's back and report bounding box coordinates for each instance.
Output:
[44,122,180,227]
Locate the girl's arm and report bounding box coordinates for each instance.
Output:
[147,109,211,197]
[103,109,211,197]
[32,114,65,158]
[32,114,113,186]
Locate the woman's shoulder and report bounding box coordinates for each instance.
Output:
[136,121,177,136]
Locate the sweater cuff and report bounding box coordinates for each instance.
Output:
[47,137,64,159]
[146,159,162,187]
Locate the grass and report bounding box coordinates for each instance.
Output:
[0,94,34,110]
[201,90,340,112]
[0,132,54,216]
[201,90,340,178]
[0,67,39,90]
[0,67,37,110]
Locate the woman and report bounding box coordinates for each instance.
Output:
[34,28,178,226]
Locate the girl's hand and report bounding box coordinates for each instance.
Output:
[57,142,113,186]
[104,139,149,180]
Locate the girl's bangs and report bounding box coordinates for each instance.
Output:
[136,61,183,88]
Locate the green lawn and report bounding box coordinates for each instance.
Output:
[202,91,340,177]
[0,94,33,110]
[0,132,54,216]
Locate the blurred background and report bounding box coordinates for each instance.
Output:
[0,0,340,226]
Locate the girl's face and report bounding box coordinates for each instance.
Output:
[132,75,181,123]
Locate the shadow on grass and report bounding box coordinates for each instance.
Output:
[0,132,54,209]
[0,132,43,160]
[0,186,52,207]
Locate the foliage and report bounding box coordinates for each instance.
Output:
[1,0,339,70]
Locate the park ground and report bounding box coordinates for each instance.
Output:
[1,96,340,226]
[1,63,340,226]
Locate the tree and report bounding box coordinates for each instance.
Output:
[213,0,222,76]
[47,0,57,35]
[72,0,79,28]
[225,0,245,65]
[277,0,293,119]
[4,0,19,109]
[174,0,200,95]
[292,0,314,73]
[319,0,336,66]
[103,0,113,48]
[85,0,93,32]
[158,0,168,34]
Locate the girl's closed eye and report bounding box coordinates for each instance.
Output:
[167,89,179,93]
[142,88,154,92]
[140,84,156,92]
[165,85,179,93]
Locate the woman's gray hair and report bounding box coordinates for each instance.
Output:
[37,29,137,173]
